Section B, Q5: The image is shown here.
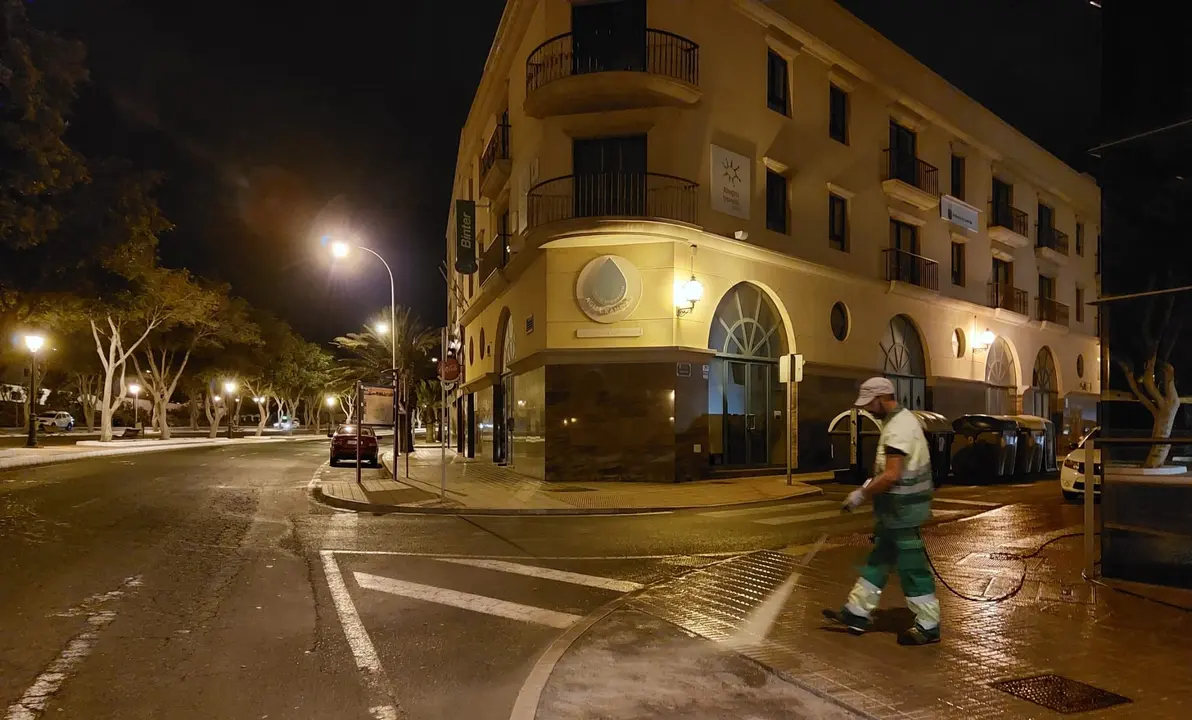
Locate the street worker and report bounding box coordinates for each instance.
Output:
[822,377,941,645]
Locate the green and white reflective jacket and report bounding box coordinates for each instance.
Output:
[872,407,933,529]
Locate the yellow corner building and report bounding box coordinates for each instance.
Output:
[445,0,1101,483]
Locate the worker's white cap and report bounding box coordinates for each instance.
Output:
[854,377,896,407]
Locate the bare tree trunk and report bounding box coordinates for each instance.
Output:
[189,397,200,430]
[255,399,269,437]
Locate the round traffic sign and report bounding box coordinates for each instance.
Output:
[438,357,461,383]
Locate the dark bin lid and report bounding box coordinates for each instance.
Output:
[952,414,1018,433]
[1011,415,1050,431]
[911,410,954,434]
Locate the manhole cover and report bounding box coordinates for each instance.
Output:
[991,674,1131,714]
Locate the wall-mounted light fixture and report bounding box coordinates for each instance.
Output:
[675,244,704,317]
[972,328,996,352]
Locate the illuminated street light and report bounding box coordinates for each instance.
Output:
[325,235,400,468]
[23,333,46,448]
[326,396,337,407]
[222,381,237,439]
[375,321,390,335]
[129,383,142,429]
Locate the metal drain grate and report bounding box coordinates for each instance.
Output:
[992,674,1131,714]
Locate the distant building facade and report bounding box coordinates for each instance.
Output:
[446,0,1100,482]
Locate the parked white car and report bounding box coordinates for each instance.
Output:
[37,411,75,431]
[272,416,302,430]
[1060,427,1100,501]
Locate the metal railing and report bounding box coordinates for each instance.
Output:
[1036,296,1070,326]
[882,150,939,196]
[526,172,698,229]
[989,202,1028,236]
[987,282,1029,314]
[1037,224,1070,255]
[526,29,700,93]
[479,234,509,286]
[479,121,511,184]
[883,247,939,290]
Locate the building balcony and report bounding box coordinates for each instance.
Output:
[987,282,1029,315]
[880,150,940,210]
[526,172,698,230]
[1036,224,1070,266]
[988,203,1029,248]
[883,247,939,292]
[1037,296,1070,328]
[479,234,510,287]
[524,29,700,118]
[479,121,511,200]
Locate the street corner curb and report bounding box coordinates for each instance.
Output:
[307,481,823,517]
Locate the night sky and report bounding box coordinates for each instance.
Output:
[27,0,1098,342]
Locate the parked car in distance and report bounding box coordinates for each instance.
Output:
[329,424,379,467]
[273,416,302,430]
[1060,426,1100,502]
[37,411,75,431]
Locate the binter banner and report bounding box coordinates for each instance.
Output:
[454,199,477,275]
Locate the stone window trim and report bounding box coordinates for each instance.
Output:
[887,206,926,227]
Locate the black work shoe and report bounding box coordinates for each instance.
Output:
[821,607,870,635]
[897,624,941,646]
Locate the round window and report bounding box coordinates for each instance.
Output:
[830,302,849,341]
[480,329,486,359]
[1077,354,1085,378]
[952,329,966,358]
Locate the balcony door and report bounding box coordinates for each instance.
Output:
[992,257,1013,307]
[572,0,646,75]
[573,135,647,218]
[889,121,917,183]
[889,219,921,286]
[992,178,1013,210]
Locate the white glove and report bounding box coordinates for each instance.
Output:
[842,489,866,512]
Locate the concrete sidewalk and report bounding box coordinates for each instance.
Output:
[632,502,1192,719]
[0,435,317,471]
[313,446,827,514]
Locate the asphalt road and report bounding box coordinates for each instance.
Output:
[0,442,1064,719]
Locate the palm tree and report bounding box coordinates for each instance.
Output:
[333,305,434,451]
[415,379,442,442]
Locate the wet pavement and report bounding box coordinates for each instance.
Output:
[3,441,1184,719]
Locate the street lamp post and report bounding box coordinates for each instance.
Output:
[129,383,142,429]
[23,333,45,449]
[325,395,336,434]
[330,239,400,475]
[223,380,237,439]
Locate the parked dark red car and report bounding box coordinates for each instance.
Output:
[329,424,379,467]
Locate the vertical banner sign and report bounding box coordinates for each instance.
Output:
[454,199,477,275]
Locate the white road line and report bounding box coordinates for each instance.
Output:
[354,572,582,629]
[931,509,968,520]
[699,499,836,518]
[6,576,141,720]
[933,497,1002,508]
[435,557,643,592]
[319,551,396,710]
[326,550,743,560]
[755,507,872,526]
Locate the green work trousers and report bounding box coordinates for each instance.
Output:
[844,526,940,630]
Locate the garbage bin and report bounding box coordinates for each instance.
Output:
[826,408,882,485]
[1000,416,1036,476]
[911,410,955,485]
[951,415,1018,483]
[1011,415,1050,474]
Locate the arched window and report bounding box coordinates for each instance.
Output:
[880,314,926,410]
[986,337,1017,415]
[1029,346,1057,418]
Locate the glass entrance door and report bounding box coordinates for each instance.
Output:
[723,361,774,467]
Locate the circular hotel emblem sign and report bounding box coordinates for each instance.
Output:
[575,255,642,324]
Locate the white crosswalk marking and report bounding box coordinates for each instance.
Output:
[698,500,836,518]
[354,572,583,628]
[755,507,872,526]
[435,558,643,592]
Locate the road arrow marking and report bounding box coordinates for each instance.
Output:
[354,572,582,628]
